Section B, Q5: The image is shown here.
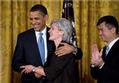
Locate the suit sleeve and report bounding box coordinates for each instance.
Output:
[12,34,25,72]
[44,54,74,81]
[74,48,83,60]
[91,56,119,81]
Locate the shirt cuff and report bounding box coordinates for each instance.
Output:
[73,47,77,55]
[99,62,105,69]
[91,64,95,68]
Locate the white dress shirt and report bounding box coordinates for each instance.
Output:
[35,27,48,62]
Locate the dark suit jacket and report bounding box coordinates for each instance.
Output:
[91,39,119,83]
[12,28,55,83]
[12,27,82,83]
[43,43,77,83]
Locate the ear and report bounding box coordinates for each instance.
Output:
[59,31,64,36]
[111,27,116,34]
[44,15,49,21]
[61,31,64,35]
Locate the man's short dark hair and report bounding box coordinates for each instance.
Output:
[30,4,48,16]
[97,15,119,34]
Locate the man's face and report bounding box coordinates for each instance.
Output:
[29,11,47,31]
[97,22,115,43]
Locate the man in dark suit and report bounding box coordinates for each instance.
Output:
[90,15,119,83]
[12,4,82,83]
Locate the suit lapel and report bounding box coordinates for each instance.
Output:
[104,39,119,61]
[29,29,43,65]
[45,27,55,66]
[46,27,55,52]
[102,46,107,61]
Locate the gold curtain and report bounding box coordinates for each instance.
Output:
[0,0,119,83]
[74,0,119,83]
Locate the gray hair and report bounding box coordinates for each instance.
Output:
[51,18,73,44]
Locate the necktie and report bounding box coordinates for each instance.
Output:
[38,33,45,64]
[105,46,109,56]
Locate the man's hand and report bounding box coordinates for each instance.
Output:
[35,66,45,76]
[20,65,34,74]
[34,73,42,78]
[91,44,104,67]
[34,66,45,78]
[55,43,75,56]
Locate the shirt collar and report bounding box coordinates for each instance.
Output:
[107,37,119,50]
[35,26,47,36]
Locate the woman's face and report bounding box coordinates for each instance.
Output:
[48,23,62,41]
